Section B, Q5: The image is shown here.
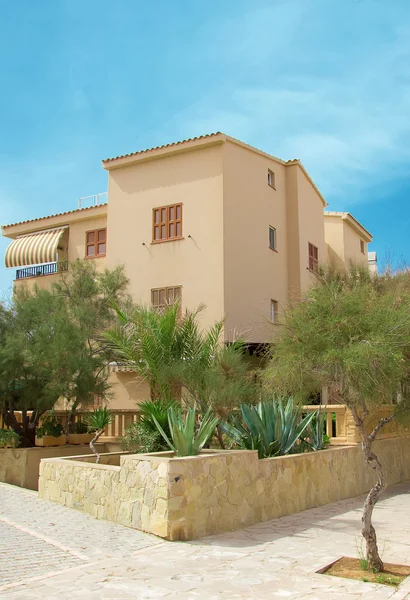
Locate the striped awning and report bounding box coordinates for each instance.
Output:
[5,228,66,268]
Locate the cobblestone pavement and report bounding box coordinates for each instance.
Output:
[1,481,410,599]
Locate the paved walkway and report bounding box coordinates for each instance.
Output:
[1,481,410,599]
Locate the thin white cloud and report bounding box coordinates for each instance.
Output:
[168,1,410,206]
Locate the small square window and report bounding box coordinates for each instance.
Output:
[360,240,365,254]
[269,226,277,251]
[85,228,107,258]
[270,300,278,323]
[268,169,275,189]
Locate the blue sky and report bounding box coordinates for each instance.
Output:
[1,0,409,295]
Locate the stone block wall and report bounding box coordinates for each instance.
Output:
[39,437,410,541]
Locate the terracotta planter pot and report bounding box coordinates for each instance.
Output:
[68,433,94,445]
[35,435,66,447]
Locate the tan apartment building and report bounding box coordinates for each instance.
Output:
[1,133,374,409]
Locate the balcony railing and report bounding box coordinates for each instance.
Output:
[16,261,69,280]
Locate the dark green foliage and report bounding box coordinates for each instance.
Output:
[68,420,89,434]
[0,428,19,447]
[36,415,64,439]
[222,398,315,458]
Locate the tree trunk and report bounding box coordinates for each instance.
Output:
[360,438,385,572]
[90,429,104,463]
[2,409,37,447]
[216,424,225,449]
[350,404,395,572]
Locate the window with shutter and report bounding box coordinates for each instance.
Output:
[85,228,107,258]
[151,286,182,313]
[308,242,319,271]
[152,204,183,242]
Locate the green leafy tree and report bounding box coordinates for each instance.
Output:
[0,290,77,446]
[264,265,410,571]
[0,261,129,447]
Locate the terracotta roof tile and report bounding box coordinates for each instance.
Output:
[2,203,108,230]
[102,132,222,163]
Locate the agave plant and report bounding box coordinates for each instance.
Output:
[153,406,219,457]
[87,406,113,463]
[223,398,315,459]
[306,407,328,451]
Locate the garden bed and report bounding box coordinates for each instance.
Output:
[0,443,108,491]
[320,556,410,587]
[38,436,410,540]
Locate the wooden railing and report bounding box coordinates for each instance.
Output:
[3,405,406,446]
[303,404,348,444]
[53,409,141,442]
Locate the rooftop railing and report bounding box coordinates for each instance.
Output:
[78,192,108,209]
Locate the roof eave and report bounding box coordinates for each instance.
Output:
[1,203,108,239]
[324,212,373,242]
[102,133,227,170]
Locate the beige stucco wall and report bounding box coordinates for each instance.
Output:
[342,220,368,266]
[107,372,150,409]
[324,214,370,268]
[39,437,410,540]
[293,168,326,294]
[222,141,288,342]
[67,214,107,269]
[106,144,225,331]
[324,215,345,267]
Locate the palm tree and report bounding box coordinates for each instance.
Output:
[103,303,223,399]
[103,303,258,446]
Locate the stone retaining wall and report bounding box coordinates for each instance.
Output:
[0,444,108,491]
[39,437,410,540]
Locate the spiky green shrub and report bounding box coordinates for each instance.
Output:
[222,398,315,459]
[153,406,219,457]
[138,398,178,438]
[87,406,112,432]
[87,406,113,463]
[305,407,329,451]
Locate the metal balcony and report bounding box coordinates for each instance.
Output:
[16,261,69,280]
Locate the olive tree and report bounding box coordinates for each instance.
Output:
[265,265,410,571]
